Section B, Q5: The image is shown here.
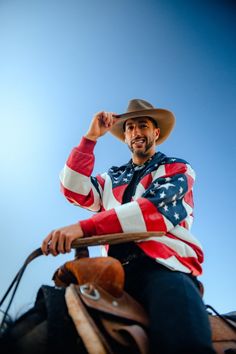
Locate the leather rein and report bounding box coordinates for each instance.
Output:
[0,232,161,333]
[1,231,235,335]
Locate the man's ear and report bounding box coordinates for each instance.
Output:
[155,128,160,141]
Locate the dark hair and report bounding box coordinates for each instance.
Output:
[123,116,158,131]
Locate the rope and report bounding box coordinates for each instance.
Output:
[0,248,42,334]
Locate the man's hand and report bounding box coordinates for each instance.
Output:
[85,111,117,141]
[41,223,84,256]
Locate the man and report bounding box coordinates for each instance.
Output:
[42,99,215,353]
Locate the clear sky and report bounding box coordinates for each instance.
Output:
[0,0,235,318]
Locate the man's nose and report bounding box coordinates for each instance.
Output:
[132,126,141,136]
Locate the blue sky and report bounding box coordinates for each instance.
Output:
[0,0,235,318]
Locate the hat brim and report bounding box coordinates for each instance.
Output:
[110,108,175,145]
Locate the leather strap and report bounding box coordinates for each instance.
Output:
[65,284,113,354]
[101,317,149,354]
[66,284,149,354]
[79,283,149,327]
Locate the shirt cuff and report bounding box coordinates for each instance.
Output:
[77,136,97,153]
[80,218,97,237]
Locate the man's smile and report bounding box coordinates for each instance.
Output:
[131,137,146,147]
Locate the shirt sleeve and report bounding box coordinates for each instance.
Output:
[80,161,195,236]
[59,137,104,212]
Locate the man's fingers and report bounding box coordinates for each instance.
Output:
[102,112,111,128]
[98,112,117,128]
[41,223,84,256]
[41,232,53,255]
[57,232,66,254]
[48,230,60,256]
[65,235,73,253]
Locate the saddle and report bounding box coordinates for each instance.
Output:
[1,232,235,354]
[53,256,149,354]
[53,256,236,354]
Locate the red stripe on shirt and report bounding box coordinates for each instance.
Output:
[186,173,194,189]
[137,198,167,232]
[80,208,123,236]
[140,173,153,189]
[67,148,94,176]
[184,190,194,208]
[96,174,105,191]
[112,185,128,203]
[60,184,95,207]
[138,240,202,275]
[164,162,187,177]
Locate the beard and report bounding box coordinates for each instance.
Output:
[128,137,155,157]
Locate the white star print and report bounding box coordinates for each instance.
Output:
[158,202,165,207]
[160,191,166,199]
[179,186,184,194]
[163,205,169,211]
[162,183,175,190]
[165,177,171,182]
[172,201,177,207]
[178,177,184,182]
[174,212,180,220]
[149,190,156,195]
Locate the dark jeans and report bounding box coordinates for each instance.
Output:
[123,256,216,354]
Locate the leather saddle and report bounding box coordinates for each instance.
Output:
[53,256,236,354]
[53,256,149,354]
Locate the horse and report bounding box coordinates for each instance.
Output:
[1,232,236,354]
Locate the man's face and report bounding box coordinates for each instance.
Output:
[124,117,160,157]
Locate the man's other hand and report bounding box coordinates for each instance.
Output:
[41,223,84,256]
[85,111,117,141]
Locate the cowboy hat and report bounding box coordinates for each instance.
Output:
[110,99,175,145]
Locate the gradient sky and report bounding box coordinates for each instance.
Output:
[0,0,235,319]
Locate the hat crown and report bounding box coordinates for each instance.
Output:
[127,99,154,113]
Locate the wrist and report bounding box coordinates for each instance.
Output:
[84,133,98,142]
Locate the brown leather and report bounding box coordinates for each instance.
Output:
[54,256,149,353]
[78,283,149,328]
[54,254,236,354]
[66,284,149,354]
[210,315,236,354]
[101,317,149,354]
[210,315,236,341]
[65,284,113,354]
[53,256,125,297]
[71,231,164,249]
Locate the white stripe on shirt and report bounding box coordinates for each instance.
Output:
[115,201,147,232]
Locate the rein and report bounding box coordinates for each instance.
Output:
[0,247,43,334]
[206,304,236,333]
[1,231,235,337]
[0,232,161,333]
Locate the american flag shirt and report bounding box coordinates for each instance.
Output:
[60,137,203,276]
